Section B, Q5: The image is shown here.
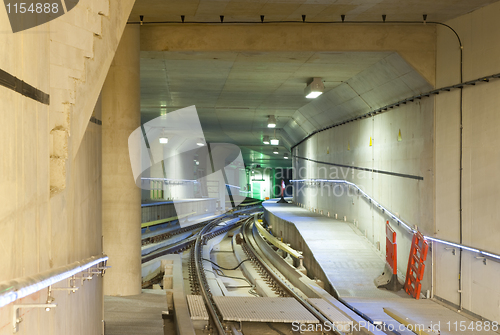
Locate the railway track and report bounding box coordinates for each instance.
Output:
[240,218,341,335]
[142,204,401,335]
[189,214,342,335]
[192,216,255,334]
[141,206,263,263]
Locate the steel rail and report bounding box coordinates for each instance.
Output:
[142,208,262,263]
[241,220,341,335]
[142,223,204,246]
[193,216,253,335]
[194,221,226,335]
[141,236,197,263]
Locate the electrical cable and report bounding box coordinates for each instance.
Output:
[202,258,251,271]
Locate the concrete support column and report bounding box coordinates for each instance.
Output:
[102,25,141,296]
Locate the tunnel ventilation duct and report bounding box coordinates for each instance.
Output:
[305,77,324,99]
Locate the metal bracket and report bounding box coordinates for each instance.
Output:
[49,278,78,294]
[51,287,79,293]
[89,266,111,276]
[74,272,93,285]
[445,247,456,255]
[475,256,487,265]
[13,303,57,333]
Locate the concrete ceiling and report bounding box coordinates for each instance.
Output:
[130,0,498,23]
[283,52,433,143]
[136,0,498,168]
[141,51,392,167]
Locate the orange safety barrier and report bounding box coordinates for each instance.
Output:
[404,231,429,299]
[386,221,397,275]
[378,221,402,291]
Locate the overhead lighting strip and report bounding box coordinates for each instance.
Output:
[291,179,500,261]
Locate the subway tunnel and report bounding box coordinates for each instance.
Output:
[1,0,500,334]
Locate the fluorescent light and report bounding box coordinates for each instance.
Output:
[306,91,323,99]
[159,137,168,144]
[304,77,324,99]
[284,154,289,159]
[270,138,279,145]
[263,135,270,144]
[267,115,276,128]
[273,147,279,154]
[196,138,205,146]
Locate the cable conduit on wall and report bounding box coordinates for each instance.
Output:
[289,71,500,150]
[294,156,424,181]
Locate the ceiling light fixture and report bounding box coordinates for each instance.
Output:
[273,147,279,154]
[304,77,324,99]
[267,115,276,128]
[270,129,279,145]
[284,153,289,159]
[196,138,205,146]
[263,135,270,144]
[159,129,168,144]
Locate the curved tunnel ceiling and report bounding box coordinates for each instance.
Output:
[140,51,431,167]
[283,53,433,144]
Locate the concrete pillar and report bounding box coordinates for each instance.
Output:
[102,25,142,296]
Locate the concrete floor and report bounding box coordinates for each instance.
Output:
[104,290,166,335]
[264,200,499,335]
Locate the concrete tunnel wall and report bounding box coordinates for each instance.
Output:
[0,0,135,334]
[289,1,500,322]
[434,1,500,322]
[291,96,434,296]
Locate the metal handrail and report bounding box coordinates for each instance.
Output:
[0,255,108,308]
[291,179,500,262]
